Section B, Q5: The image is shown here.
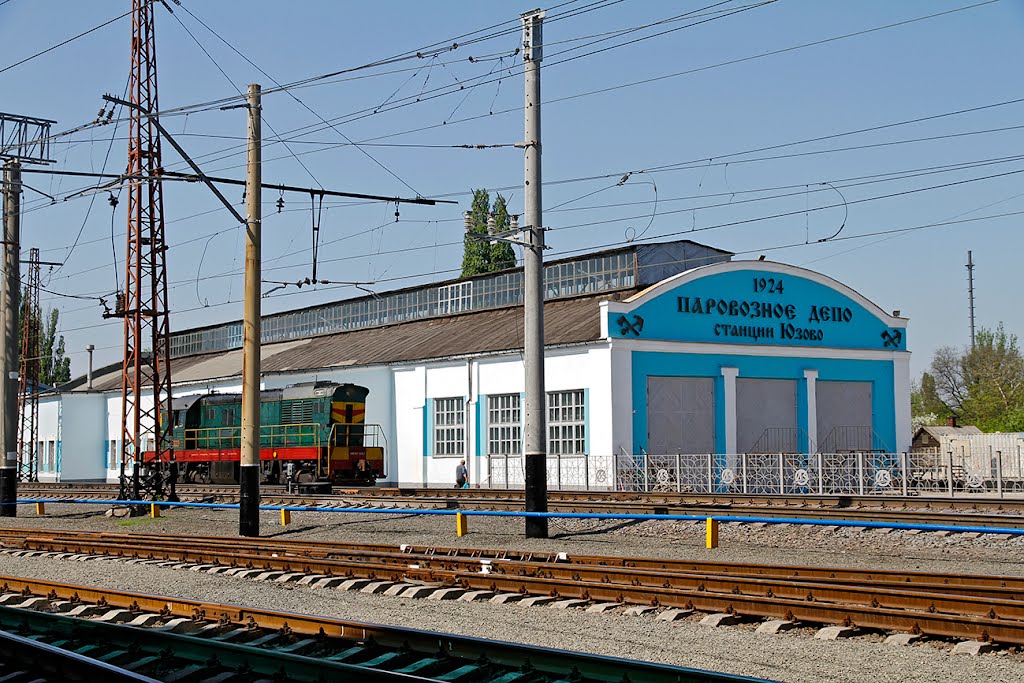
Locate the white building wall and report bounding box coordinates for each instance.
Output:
[393,365,427,486]
[609,342,634,456]
[36,397,60,482]
[893,352,912,454]
[59,394,107,481]
[398,346,609,488]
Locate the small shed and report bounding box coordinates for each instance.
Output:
[911,418,982,452]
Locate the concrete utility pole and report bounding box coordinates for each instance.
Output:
[966,250,976,348]
[239,83,262,537]
[0,160,21,516]
[521,9,548,539]
[86,345,95,390]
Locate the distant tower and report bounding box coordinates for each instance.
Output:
[16,248,40,482]
[966,250,976,348]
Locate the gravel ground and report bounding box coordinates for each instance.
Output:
[1,504,1024,682]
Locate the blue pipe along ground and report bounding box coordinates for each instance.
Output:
[3,497,1024,536]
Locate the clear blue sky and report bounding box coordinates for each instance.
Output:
[2,0,1022,379]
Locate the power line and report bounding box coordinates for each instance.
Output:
[51,207,1024,340]
[166,3,325,190]
[168,0,1001,174]
[179,1,421,196]
[39,156,1024,304]
[0,9,132,76]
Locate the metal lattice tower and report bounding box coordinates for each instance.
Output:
[118,0,174,502]
[16,248,39,483]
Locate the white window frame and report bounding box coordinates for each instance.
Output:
[433,397,465,456]
[487,394,522,456]
[438,281,472,315]
[547,390,586,456]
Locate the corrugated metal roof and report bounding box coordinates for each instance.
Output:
[79,290,630,393]
[914,425,984,439]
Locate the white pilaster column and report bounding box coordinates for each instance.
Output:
[721,367,739,454]
[804,369,818,453]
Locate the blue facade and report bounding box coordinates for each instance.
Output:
[631,352,896,454]
[608,261,909,455]
[609,268,906,352]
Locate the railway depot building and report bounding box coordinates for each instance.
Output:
[34,238,911,488]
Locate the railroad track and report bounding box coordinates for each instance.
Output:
[4,529,1024,646]
[16,483,1024,529]
[0,575,748,683]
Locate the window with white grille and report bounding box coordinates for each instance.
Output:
[547,390,586,455]
[438,281,472,315]
[433,397,465,456]
[487,394,521,456]
[47,440,55,472]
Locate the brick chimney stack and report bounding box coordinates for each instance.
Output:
[946,415,958,428]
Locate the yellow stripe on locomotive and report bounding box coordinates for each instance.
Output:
[328,399,384,482]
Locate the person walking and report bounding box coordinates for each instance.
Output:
[455,459,469,488]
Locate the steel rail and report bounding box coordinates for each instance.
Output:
[0,625,160,682]
[0,576,764,683]
[17,483,1024,525]
[4,529,1024,644]
[7,528,1024,599]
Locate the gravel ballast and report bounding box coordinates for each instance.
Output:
[1,504,1024,682]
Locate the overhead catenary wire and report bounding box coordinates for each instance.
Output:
[142,0,998,177]
[28,148,1024,291]
[43,207,1024,341]
[25,95,1024,220]
[0,8,132,76]
[37,158,1024,308]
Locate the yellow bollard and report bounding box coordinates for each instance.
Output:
[456,512,468,537]
[280,508,291,526]
[150,503,160,518]
[705,517,719,549]
[34,502,45,516]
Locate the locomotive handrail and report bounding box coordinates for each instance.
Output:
[326,422,387,449]
[179,422,323,450]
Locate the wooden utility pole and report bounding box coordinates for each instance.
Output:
[521,9,548,539]
[239,83,262,537]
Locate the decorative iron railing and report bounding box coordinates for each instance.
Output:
[484,448,1024,497]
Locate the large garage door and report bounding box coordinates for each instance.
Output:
[646,377,715,454]
[736,378,797,453]
[816,381,873,452]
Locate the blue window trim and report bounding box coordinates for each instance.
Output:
[422,400,431,457]
[475,396,486,459]
[583,388,590,455]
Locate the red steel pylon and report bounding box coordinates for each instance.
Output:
[119,0,175,502]
[17,247,39,483]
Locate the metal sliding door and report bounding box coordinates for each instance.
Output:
[816,380,873,452]
[736,378,797,453]
[646,377,715,454]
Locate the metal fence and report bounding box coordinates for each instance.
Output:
[485,448,1024,497]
